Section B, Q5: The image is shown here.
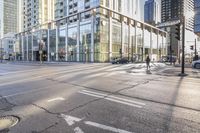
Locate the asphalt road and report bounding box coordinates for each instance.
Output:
[0,62,200,133]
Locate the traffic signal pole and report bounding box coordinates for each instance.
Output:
[195,39,197,60]
[170,33,172,65]
[181,16,185,75]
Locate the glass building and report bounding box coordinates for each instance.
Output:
[144,0,160,25]
[17,0,167,63]
[195,0,200,34]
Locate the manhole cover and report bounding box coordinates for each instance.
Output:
[0,116,19,131]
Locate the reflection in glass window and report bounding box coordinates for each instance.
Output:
[58,28,66,61]
[68,27,77,61]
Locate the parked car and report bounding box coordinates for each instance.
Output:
[111,57,129,64]
[192,59,200,69]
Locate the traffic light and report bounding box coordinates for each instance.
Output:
[175,23,181,40]
[190,45,194,50]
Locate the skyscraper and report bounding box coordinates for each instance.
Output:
[194,0,200,34]
[144,0,161,25]
[0,0,3,38]
[161,0,194,31]
[160,0,195,59]
[0,0,18,38]
[23,0,55,31]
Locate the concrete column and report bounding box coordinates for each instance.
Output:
[65,20,68,61]
[142,25,145,62]
[157,31,159,61]
[162,35,164,57]
[47,29,50,62]
[31,33,34,61]
[150,28,153,59]
[135,22,138,55]
[77,14,80,62]
[21,36,24,61]
[128,21,131,61]
[26,35,28,61]
[91,12,95,62]
[121,21,124,58]
[109,11,112,61]
[56,24,59,61]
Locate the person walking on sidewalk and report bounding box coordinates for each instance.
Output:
[146,55,151,70]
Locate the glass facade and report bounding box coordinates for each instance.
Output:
[195,0,200,33]
[18,6,167,63]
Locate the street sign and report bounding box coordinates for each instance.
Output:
[157,20,180,28]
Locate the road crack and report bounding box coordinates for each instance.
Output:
[0,95,16,111]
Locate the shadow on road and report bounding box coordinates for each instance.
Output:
[163,76,183,132]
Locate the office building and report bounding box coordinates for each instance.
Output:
[144,0,161,25]
[194,0,200,34]
[161,0,194,31]
[23,0,55,31]
[159,0,195,58]
[0,0,18,38]
[17,0,167,62]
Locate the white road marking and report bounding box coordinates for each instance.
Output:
[61,114,82,126]
[74,127,84,133]
[85,121,133,133]
[0,86,52,99]
[82,90,145,106]
[79,91,143,108]
[61,114,133,133]
[47,97,65,102]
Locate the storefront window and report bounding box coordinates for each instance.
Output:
[58,27,66,61]
[28,35,32,61]
[49,29,56,61]
[112,19,121,58]
[68,26,77,62]
[79,23,91,62]
[23,36,27,61]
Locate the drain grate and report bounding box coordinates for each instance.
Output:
[0,116,19,131]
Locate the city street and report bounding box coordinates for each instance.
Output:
[0,62,200,133]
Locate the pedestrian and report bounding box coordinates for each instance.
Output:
[146,55,151,70]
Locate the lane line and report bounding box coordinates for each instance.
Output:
[82,90,145,106]
[47,97,65,102]
[84,121,133,133]
[79,91,143,108]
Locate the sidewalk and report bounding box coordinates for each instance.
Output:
[157,66,200,78]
